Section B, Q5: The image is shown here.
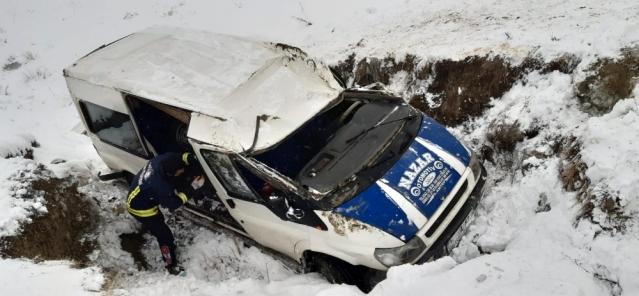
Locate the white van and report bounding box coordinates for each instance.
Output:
[64,27,486,288]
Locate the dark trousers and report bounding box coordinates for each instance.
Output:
[132,212,178,267]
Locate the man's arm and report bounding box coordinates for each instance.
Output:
[157,182,189,212]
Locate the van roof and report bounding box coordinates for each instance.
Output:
[64,27,343,153]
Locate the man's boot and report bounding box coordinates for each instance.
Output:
[160,245,184,275]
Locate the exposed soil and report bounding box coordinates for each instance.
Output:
[576,47,639,115]
[2,58,21,71]
[351,54,419,86]
[3,140,39,159]
[540,54,582,75]
[485,120,525,152]
[4,148,34,160]
[354,57,389,86]
[119,232,149,270]
[1,177,98,267]
[559,139,588,192]
[557,137,628,231]
[535,193,552,213]
[335,54,534,126]
[274,43,308,60]
[332,52,593,127]
[329,53,356,86]
[417,56,524,125]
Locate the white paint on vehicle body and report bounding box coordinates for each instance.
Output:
[377,180,429,229]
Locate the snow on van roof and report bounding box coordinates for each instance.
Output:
[64,27,343,153]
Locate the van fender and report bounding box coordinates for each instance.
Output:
[293,210,405,271]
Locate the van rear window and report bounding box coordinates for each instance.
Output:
[80,101,147,157]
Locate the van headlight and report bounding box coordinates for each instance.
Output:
[374,236,427,267]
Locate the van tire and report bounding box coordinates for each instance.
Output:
[314,254,356,285]
[309,253,377,292]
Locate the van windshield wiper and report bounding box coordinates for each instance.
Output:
[345,110,417,145]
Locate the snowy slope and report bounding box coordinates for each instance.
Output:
[0,259,103,296]
[1,0,638,295]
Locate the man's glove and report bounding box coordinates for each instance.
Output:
[191,175,205,190]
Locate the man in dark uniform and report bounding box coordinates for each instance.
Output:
[126,152,204,275]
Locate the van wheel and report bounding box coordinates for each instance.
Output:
[311,253,376,292]
[314,254,356,285]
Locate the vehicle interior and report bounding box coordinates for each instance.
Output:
[249,94,420,205]
[125,94,243,231]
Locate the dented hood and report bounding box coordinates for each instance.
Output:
[334,117,471,241]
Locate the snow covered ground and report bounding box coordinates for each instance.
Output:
[1,0,638,295]
[0,259,103,295]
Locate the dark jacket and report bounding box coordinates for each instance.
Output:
[127,153,191,217]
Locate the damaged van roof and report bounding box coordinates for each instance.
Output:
[64,27,343,153]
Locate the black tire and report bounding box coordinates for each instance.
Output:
[311,253,380,293]
[314,254,357,285]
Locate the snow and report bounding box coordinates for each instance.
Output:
[1,0,638,295]
[0,159,47,238]
[581,97,639,213]
[117,272,350,296]
[0,259,103,296]
[0,132,35,158]
[373,251,609,296]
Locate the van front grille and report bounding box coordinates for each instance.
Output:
[425,180,468,238]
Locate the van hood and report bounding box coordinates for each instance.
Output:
[334,116,471,241]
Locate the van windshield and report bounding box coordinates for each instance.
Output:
[253,97,421,207]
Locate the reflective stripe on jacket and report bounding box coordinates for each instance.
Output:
[126,153,191,217]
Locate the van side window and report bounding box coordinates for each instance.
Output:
[79,101,147,157]
[200,150,259,202]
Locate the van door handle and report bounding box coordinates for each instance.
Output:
[226,199,236,209]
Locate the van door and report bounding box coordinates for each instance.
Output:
[67,77,150,173]
[77,99,150,173]
[189,142,309,261]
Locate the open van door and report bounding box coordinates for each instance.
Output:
[187,115,310,261]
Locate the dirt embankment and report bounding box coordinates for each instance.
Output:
[1,170,98,267]
[331,49,636,230]
[558,138,629,232]
[576,48,639,115]
[332,53,581,126]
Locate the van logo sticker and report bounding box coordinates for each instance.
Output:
[419,167,451,204]
[398,152,435,190]
[410,187,421,196]
[422,172,437,188]
[397,153,452,204]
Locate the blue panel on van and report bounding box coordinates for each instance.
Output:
[334,116,467,241]
[381,138,461,219]
[335,183,419,242]
[418,117,471,166]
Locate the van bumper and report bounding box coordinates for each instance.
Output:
[415,165,487,263]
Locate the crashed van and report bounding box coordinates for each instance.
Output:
[63,27,486,285]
